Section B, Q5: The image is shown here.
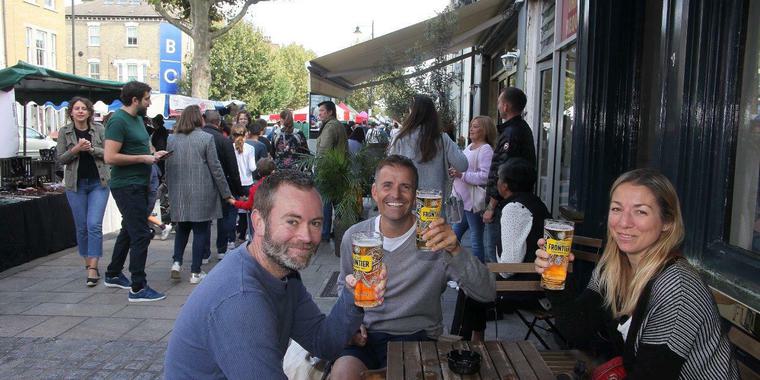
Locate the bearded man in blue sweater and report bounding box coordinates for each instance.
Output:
[165,170,386,379]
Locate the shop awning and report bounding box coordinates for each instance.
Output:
[308,0,509,98]
[0,61,124,104]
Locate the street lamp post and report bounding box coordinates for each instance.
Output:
[353,21,375,117]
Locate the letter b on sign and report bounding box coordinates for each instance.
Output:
[166,39,176,54]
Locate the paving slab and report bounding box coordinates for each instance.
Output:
[112,304,181,320]
[22,302,126,317]
[123,319,174,342]
[58,317,143,340]
[15,316,86,338]
[0,315,48,336]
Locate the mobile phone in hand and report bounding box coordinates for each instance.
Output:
[157,151,174,161]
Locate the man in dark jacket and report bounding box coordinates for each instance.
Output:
[482,87,536,263]
[202,110,243,259]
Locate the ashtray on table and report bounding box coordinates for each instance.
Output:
[447,349,481,375]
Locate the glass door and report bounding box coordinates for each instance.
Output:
[555,45,576,214]
[536,63,556,208]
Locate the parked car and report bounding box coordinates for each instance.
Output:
[18,128,57,158]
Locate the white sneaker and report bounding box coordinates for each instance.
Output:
[217,252,226,260]
[190,272,207,284]
[160,225,173,240]
[202,258,209,265]
[447,280,459,290]
[170,262,181,279]
[227,241,236,250]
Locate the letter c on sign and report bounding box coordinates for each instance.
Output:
[164,69,178,83]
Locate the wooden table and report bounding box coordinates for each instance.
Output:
[386,340,555,379]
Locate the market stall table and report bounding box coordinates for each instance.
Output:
[0,192,76,272]
[387,340,554,379]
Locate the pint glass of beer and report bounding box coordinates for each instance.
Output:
[415,189,443,251]
[351,231,384,308]
[541,219,575,290]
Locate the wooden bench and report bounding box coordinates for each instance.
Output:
[711,287,760,379]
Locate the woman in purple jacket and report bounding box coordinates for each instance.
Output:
[449,116,497,263]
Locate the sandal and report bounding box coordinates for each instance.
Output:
[86,266,100,287]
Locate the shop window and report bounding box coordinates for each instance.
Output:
[729,0,760,255]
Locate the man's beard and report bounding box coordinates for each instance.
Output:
[262,229,316,272]
[136,105,148,117]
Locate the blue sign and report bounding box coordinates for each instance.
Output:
[159,23,182,94]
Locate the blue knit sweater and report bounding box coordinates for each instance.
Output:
[164,245,364,379]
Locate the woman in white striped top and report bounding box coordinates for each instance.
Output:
[534,168,738,379]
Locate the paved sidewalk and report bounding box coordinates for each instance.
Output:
[0,225,555,378]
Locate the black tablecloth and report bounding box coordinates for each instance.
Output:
[0,193,76,272]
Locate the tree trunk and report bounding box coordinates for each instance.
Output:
[190,0,211,98]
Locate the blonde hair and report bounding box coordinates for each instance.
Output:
[595,168,685,317]
[471,116,497,148]
[232,125,246,154]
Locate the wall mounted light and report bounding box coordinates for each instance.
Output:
[500,49,521,72]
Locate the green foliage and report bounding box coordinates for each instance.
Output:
[274,44,317,109]
[298,146,385,231]
[178,23,314,114]
[146,0,241,30]
[180,23,314,114]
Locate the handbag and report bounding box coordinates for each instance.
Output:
[468,146,488,213]
[592,356,626,380]
[442,135,464,224]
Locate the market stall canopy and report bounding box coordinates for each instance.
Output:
[0,61,124,104]
[308,0,508,98]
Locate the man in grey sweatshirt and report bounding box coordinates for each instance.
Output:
[331,155,496,378]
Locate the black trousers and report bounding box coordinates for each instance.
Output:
[107,184,152,290]
[450,287,544,340]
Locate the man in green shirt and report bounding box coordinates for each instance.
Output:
[103,81,168,302]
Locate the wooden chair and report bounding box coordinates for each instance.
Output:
[572,235,603,264]
[486,262,572,349]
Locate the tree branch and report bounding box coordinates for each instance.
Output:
[209,0,265,40]
[152,3,193,36]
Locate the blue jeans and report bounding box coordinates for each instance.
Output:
[65,178,110,258]
[214,202,237,254]
[452,210,486,263]
[147,164,160,212]
[322,199,333,239]
[107,184,152,290]
[173,221,211,274]
[484,219,501,263]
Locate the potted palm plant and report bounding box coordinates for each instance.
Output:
[300,146,383,257]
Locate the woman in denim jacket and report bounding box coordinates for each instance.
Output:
[56,97,110,287]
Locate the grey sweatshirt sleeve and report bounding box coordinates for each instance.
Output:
[444,134,468,172]
[444,248,496,303]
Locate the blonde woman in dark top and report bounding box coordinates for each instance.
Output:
[56,97,110,287]
[534,169,738,379]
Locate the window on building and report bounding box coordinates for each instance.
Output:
[540,0,556,54]
[126,25,138,46]
[129,0,140,4]
[730,0,760,255]
[44,0,54,9]
[88,24,100,46]
[127,64,138,81]
[88,60,100,79]
[35,30,47,67]
[25,26,56,69]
